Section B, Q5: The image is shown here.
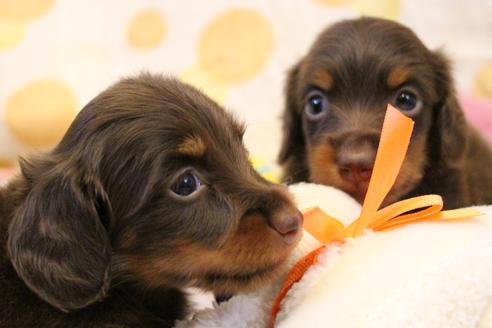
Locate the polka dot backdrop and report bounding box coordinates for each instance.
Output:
[0,0,491,172]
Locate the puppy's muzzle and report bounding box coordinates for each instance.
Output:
[268,206,303,245]
[244,186,303,245]
[333,133,379,190]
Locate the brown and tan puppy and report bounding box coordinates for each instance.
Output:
[279,17,492,208]
[0,74,302,327]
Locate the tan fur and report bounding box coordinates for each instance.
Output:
[308,69,334,91]
[177,136,207,157]
[387,67,410,88]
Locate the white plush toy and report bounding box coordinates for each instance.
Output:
[177,107,492,328]
[177,183,492,328]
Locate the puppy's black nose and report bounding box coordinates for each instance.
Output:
[269,209,302,244]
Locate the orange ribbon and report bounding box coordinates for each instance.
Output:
[269,105,481,327]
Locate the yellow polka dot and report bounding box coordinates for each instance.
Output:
[127,9,166,49]
[0,0,54,22]
[314,0,354,5]
[0,157,15,168]
[0,18,25,49]
[355,0,400,19]
[262,172,280,183]
[250,157,280,183]
[475,61,492,99]
[198,9,274,84]
[180,65,229,104]
[5,80,77,148]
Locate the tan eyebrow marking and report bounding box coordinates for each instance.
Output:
[387,67,410,88]
[309,69,334,91]
[177,135,207,156]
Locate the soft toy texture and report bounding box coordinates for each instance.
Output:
[178,183,492,328]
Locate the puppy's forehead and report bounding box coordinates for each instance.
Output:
[303,18,432,90]
[80,75,245,157]
[142,79,246,157]
[130,75,243,136]
[313,18,428,58]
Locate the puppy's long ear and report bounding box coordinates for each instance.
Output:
[430,51,468,166]
[7,158,112,312]
[278,61,309,183]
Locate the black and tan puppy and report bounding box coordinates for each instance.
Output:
[279,17,492,208]
[0,74,302,327]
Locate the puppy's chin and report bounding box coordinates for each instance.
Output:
[122,246,295,295]
[192,211,302,294]
[121,215,301,294]
[194,255,291,294]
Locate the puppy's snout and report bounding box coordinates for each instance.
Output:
[242,186,303,246]
[269,208,303,245]
[334,134,377,184]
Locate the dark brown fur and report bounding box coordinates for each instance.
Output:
[279,17,492,208]
[0,74,302,327]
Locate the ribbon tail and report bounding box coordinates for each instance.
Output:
[433,208,483,220]
[377,207,482,230]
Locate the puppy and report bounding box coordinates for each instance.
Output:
[279,17,492,208]
[0,74,302,327]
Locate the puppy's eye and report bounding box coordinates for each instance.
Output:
[393,89,422,114]
[171,171,202,197]
[305,91,329,120]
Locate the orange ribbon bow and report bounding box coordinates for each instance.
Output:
[269,105,481,327]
